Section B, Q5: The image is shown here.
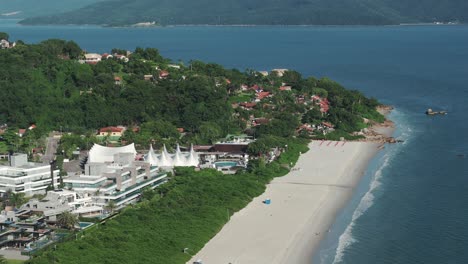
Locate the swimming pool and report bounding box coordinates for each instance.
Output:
[78,222,94,230]
[214,161,238,168]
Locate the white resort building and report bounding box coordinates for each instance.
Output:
[63,143,167,210]
[20,189,100,221]
[19,143,168,221]
[0,154,59,195]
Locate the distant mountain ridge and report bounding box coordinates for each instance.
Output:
[19,0,468,26]
[0,0,103,19]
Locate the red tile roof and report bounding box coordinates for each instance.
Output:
[240,102,257,108]
[159,70,169,78]
[99,126,124,133]
[253,118,270,125]
[250,84,260,91]
[322,122,334,128]
[256,91,271,100]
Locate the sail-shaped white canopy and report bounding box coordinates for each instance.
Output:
[88,143,137,163]
[158,144,174,167]
[186,144,200,167]
[173,144,188,166]
[146,145,159,166]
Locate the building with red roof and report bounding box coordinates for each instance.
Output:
[240,102,257,109]
[159,70,170,79]
[98,126,125,137]
[18,129,27,137]
[256,91,271,100]
[311,95,330,113]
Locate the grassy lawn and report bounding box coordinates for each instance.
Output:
[228,93,253,103]
[7,260,26,264]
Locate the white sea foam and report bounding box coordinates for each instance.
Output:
[332,109,412,264]
[332,155,389,263]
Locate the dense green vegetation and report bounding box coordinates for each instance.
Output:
[27,138,308,264]
[0,0,102,19]
[20,0,468,26]
[0,34,382,155]
[1,34,385,263]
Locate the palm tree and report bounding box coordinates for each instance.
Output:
[57,211,78,230]
[0,254,7,264]
[1,189,12,209]
[106,200,117,214]
[9,192,26,208]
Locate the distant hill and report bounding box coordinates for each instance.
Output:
[20,0,468,26]
[0,0,103,19]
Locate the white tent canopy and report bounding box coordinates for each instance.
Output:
[145,144,199,167]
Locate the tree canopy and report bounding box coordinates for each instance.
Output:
[20,0,468,26]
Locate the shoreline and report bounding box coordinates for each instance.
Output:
[188,115,395,264]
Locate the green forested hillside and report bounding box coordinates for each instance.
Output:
[20,0,468,26]
[1,35,385,263]
[0,34,383,153]
[0,0,102,19]
[381,0,468,23]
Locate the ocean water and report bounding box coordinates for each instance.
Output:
[2,20,468,263]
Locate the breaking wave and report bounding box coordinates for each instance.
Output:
[332,108,412,264]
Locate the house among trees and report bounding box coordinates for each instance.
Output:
[159,70,169,79]
[17,129,27,137]
[0,124,7,135]
[114,54,129,62]
[101,53,113,59]
[0,39,15,49]
[256,91,271,101]
[114,76,122,85]
[98,126,125,137]
[311,95,330,113]
[239,102,257,110]
[271,68,288,77]
[83,53,102,64]
[252,117,270,127]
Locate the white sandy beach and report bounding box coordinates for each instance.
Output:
[188,140,382,264]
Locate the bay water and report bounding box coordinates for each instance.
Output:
[2,19,468,263]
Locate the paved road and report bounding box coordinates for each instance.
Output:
[42,136,59,164]
[0,248,30,260]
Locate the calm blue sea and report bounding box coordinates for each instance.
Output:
[2,19,468,264]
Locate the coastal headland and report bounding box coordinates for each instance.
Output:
[189,117,395,264]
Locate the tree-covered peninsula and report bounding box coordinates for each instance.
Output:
[0,33,385,263]
[20,0,468,26]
